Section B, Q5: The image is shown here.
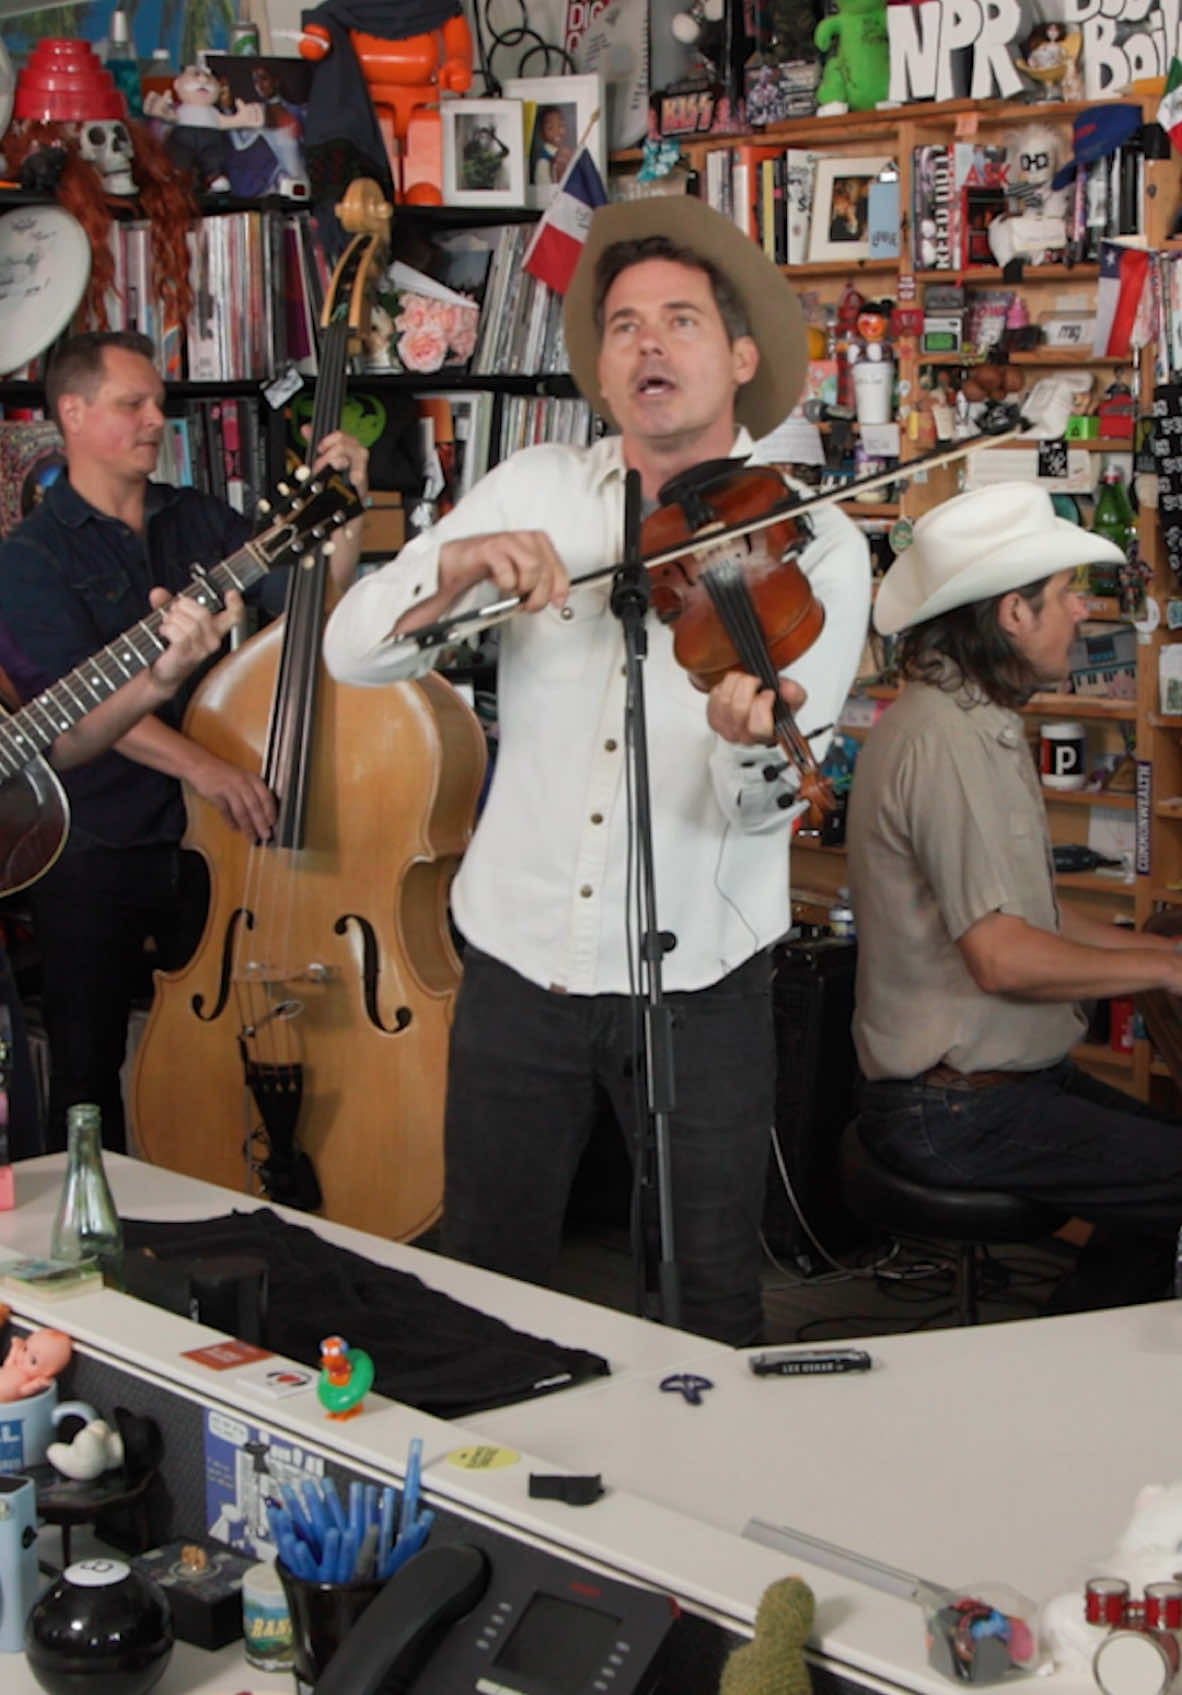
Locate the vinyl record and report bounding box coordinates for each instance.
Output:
[0,204,90,374]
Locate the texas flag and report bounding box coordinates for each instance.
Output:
[522,147,608,295]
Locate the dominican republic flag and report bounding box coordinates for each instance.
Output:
[523,147,608,295]
[1159,56,1182,152]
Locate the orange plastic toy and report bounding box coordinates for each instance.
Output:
[299,15,473,203]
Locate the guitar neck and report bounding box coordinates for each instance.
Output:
[0,541,267,781]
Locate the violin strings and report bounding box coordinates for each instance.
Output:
[703,559,817,777]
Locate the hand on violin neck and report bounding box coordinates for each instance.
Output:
[397,531,570,636]
[706,671,806,748]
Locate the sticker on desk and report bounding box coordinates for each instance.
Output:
[183,1340,273,1371]
[204,1409,325,1562]
[234,1364,315,1399]
[446,1444,520,1472]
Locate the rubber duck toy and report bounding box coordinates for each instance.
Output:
[316,1334,374,1421]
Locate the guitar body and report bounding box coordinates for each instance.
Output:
[131,619,487,1241]
[0,745,69,897]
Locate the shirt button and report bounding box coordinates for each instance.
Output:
[580,885,593,898]
[590,812,603,824]
[560,605,574,621]
[604,738,617,752]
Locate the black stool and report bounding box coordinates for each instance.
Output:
[840,1120,1067,1324]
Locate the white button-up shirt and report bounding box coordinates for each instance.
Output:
[323,432,870,994]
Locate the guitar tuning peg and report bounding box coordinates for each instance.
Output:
[294,465,311,483]
[256,497,272,517]
[300,552,315,569]
[322,541,336,556]
[276,481,291,499]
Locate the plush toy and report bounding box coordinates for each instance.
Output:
[719,1575,815,1695]
[1042,1481,1182,1674]
[47,1416,124,1480]
[813,0,890,114]
[988,122,1069,268]
[143,63,264,193]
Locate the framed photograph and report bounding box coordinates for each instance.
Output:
[441,99,526,209]
[807,157,894,263]
[502,74,605,209]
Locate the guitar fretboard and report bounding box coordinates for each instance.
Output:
[0,544,267,782]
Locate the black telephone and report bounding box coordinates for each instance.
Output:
[313,1536,675,1695]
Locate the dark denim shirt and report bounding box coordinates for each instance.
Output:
[0,476,281,849]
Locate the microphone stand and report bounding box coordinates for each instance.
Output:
[611,468,681,1331]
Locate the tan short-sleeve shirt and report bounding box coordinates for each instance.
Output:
[847,676,1085,1080]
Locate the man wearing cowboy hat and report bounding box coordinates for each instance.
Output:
[324,196,870,1343]
[848,482,1182,1312]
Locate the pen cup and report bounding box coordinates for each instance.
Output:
[275,1560,385,1695]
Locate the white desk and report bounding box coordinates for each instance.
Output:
[2,1155,1169,1695]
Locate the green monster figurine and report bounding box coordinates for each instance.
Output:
[813,0,890,112]
[719,1576,815,1695]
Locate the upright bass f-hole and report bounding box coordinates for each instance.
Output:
[334,914,413,1034]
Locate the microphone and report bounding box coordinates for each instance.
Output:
[803,400,857,424]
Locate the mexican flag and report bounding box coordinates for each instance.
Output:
[1157,56,1182,151]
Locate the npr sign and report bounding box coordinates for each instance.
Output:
[888,0,1181,103]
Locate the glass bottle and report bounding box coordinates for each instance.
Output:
[104,8,143,118]
[1090,467,1136,595]
[50,1104,124,1286]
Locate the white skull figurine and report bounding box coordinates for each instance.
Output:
[77,119,135,195]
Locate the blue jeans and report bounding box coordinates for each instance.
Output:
[441,947,775,1345]
[857,1060,1182,1309]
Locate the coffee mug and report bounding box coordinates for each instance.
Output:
[852,359,894,425]
[1039,721,1087,791]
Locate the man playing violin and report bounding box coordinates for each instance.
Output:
[848,484,1182,1313]
[0,329,369,1156]
[324,197,869,1344]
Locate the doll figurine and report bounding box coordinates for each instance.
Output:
[0,1324,72,1402]
[143,63,263,193]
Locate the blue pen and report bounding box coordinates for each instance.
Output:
[281,1481,316,1548]
[398,1437,422,1539]
[364,1483,378,1532]
[347,1480,364,1544]
[377,1484,396,1573]
[322,1476,348,1536]
[380,1511,434,1581]
[318,1526,341,1583]
[301,1479,328,1556]
[337,1529,358,1584]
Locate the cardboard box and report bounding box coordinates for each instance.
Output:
[362,491,404,556]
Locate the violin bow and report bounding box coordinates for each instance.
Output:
[406,419,1027,651]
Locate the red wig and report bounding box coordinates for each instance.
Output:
[3,120,197,331]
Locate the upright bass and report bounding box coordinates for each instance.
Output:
[132,183,486,1241]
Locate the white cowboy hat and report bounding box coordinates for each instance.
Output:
[563,197,807,439]
[874,482,1126,637]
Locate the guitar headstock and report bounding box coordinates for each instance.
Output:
[254,472,364,567]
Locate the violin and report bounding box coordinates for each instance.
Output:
[642,458,833,824]
[405,418,1028,825]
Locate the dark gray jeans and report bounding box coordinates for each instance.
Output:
[857,1060,1182,1310]
[441,946,776,1345]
